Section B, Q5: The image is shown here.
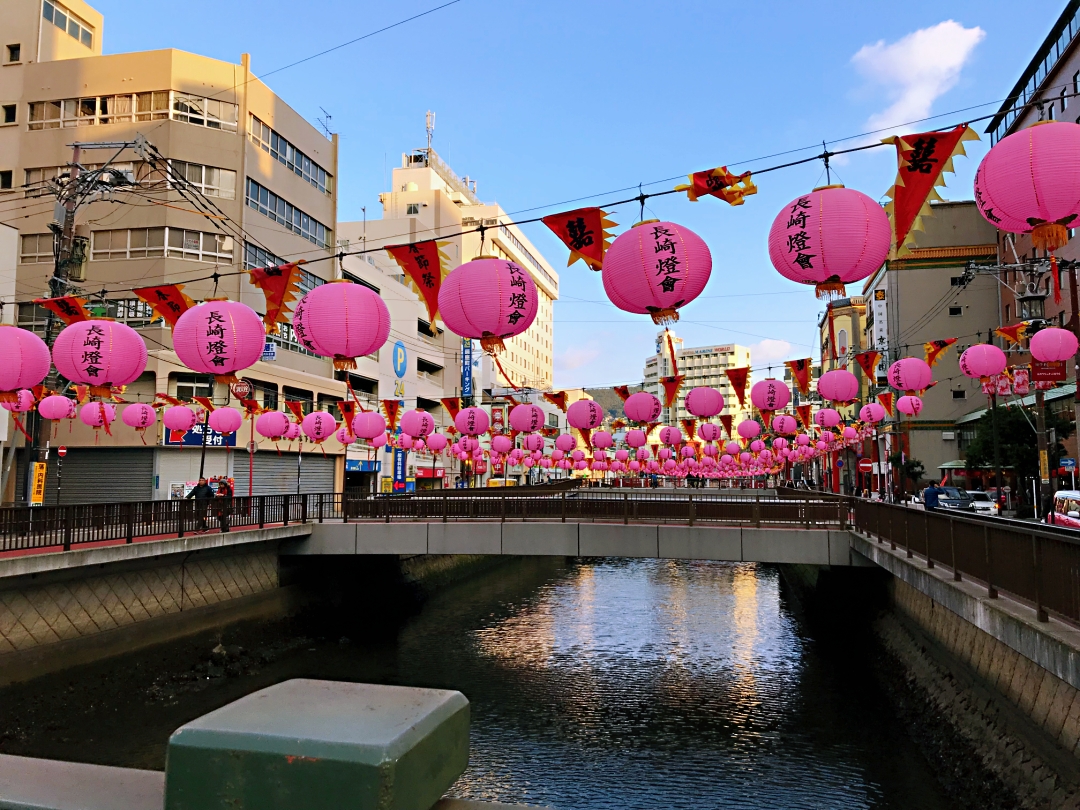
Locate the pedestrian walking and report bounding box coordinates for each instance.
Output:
[922,482,943,511]
[186,478,215,531]
[215,479,234,533]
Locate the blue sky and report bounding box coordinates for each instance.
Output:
[97,0,1065,387]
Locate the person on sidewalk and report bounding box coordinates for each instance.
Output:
[923,482,943,511]
[186,478,215,530]
[215,478,234,533]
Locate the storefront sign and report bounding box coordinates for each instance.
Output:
[415,467,445,478]
[461,338,473,399]
[29,462,46,506]
[164,422,237,447]
[345,460,381,472]
[393,447,407,491]
[1032,360,1066,383]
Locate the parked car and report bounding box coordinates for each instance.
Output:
[966,490,999,516]
[938,487,974,510]
[1046,490,1080,528]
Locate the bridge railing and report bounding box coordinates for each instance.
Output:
[851,499,1080,625]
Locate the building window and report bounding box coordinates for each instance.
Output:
[0,171,10,190]
[5,44,20,63]
[174,374,213,401]
[248,379,279,411]
[1062,87,1069,112]
[1048,102,1056,121]
[282,386,314,415]
[952,390,966,400]
[245,178,331,248]
[169,160,236,199]
[1,105,15,124]
[19,233,54,263]
[41,2,93,49]
[28,91,235,131]
[406,203,420,215]
[90,227,232,262]
[948,305,963,316]
[247,115,332,195]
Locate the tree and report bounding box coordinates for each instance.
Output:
[889,452,925,494]
[964,405,1074,482]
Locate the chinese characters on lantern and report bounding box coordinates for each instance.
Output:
[203,311,229,368]
[652,224,681,294]
[507,261,529,326]
[81,325,105,379]
[786,197,816,271]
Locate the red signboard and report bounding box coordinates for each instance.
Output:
[415,468,445,479]
[1032,360,1067,383]
[858,458,873,473]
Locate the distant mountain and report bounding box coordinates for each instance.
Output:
[585,385,644,421]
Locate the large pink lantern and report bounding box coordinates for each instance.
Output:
[523,434,545,452]
[455,407,490,436]
[814,408,842,429]
[437,258,538,352]
[121,403,157,432]
[626,429,647,448]
[0,327,50,400]
[427,433,448,453]
[79,401,115,428]
[1,389,34,413]
[491,435,513,454]
[1030,327,1079,362]
[567,399,604,430]
[817,369,859,403]
[400,409,436,438]
[685,387,724,418]
[38,395,76,421]
[555,433,577,453]
[897,395,923,416]
[209,407,242,435]
[164,405,197,433]
[736,420,761,439]
[959,344,1007,379]
[974,121,1080,254]
[624,392,662,422]
[768,186,891,299]
[592,431,614,449]
[53,320,147,393]
[859,403,886,424]
[172,300,263,382]
[509,404,545,433]
[291,281,391,369]
[699,423,721,442]
[256,411,290,439]
[772,414,797,435]
[353,412,387,440]
[750,380,790,412]
[602,221,712,324]
[887,357,933,392]
[302,411,337,443]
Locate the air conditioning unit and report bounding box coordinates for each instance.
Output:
[942,431,956,441]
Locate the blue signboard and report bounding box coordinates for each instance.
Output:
[345,460,381,473]
[164,422,237,447]
[461,338,473,398]
[1063,458,1077,470]
[262,341,277,362]
[393,341,407,378]
[393,448,407,491]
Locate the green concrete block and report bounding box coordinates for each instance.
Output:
[164,679,469,810]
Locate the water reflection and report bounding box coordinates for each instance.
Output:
[400,558,952,810]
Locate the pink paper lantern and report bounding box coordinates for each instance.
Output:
[555,433,577,453]
[437,258,538,352]
[164,405,197,432]
[53,320,147,390]
[1,389,34,413]
[79,401,115,428]
[698,423,721,442]
[592,430,613,449]
[256,411,290,439]
[571,450,585,463]
[0,327,50,398]
[685,387,724,418]
[567,400,604,430]
[659,426,682,445]
[974,122,1080,250]
[626,429,647,448]
[1030,327,1079,363]
[739,452,752,464]
[859,403,886,424]
[38,395,76,421]
[336,427,355,445]
[636,447,651,461]
[680,445,696,458]
[491,435,513,454]
[300,411,335,442]
[172,301,262,381]
[603,221,711,324]
[887,358,933,392]
[284,422,302,441]
[767,186,891,298]
[658,447,672,460]
[291,281,391,369]
[959,344,1007,379]
[749,440,765,453]
[814,408,842,429]
[509,404,545,433]
[121,403,157,431]
[771,414,797,435]
[615,448,630,462]
[796,434,810,446]
[773,437,789,451]
[427,433,448,452]
[523,434,545,452]
[624,391,663,422]
[703,444,719,457]
[455,407,489,436]
[897,395,923,416]
[209,407,242,435]
[399,409,436,438]
[842,426,859,441]
[725,441,741,454]
[817,369,859,403]
[736,420,761,440]
[551,449,565,461]
[353,412,387,440]
[399,434,415,450]
[750,380,790,412]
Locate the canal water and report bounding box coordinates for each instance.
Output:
[0,557,954,809]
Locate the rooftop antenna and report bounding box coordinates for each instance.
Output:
[317,107,334,138]
[426,110,435,154]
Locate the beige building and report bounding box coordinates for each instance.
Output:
[642,330,752,426]
[817,296,869,418]
[0,0,348,502]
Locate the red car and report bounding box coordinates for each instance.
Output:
[1047,490,1080,528]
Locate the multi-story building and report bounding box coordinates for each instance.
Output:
[860,201,999,489]
[1,0,345,502]
[818,296,869,417]
[642,331,752,426]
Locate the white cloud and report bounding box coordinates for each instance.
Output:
[555,345,601,371]
[852,21,985,135]
[749,339,793,364]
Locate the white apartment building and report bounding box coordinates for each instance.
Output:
[642,331,752,426]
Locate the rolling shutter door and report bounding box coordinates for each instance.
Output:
[233,452,336,495]
[24,448,155,505]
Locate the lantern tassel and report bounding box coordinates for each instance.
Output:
[1051,254,1063,305]
[815,278,847,300]
[333,355,357,371]
[1032,222,1069,254]
[479,335,506,353]
[648,307,680,325]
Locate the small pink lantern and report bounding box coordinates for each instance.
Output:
[1030,327,1079,363]
[615,448,630,462]
[437,258,538,352]
[725,441,741,454]
[636,447,651,461]
[659,426,683,445]
[38,395,76,421]
[302,411,337,443]
[736,420,761,440]
[624,392,663,423]
[509,404,545,433]
[842,426,859,442]
[164,405,197,433]
[897,395,923,416]
[291,281,391,369]
[172,300,263,382]
[571,450,585,463]
[256,411,291,439]
[817,369,859,403]
[427,433,448,452]
[523,434,545,452]
[680,445,696,458]
[455,407,490,436]
[888,358,933,392]
[400,434,415,450]
[771,414,797,435]
[555,434,577,453]
[959,344,1007,379]
[209,407,243,435]
[750,380,790,412]
[53,320,147,393]
[749,440,765,453]
[284,422,302,441]
[1,389,34,413]
[79,401,115,428]
[400,409,436,438]
[592,431,614,449]
[336,427,355,445]
[768,186,891,299]
[567,399,604,430]
[796,434,810,446]
[121,403,157,432]
[353,411,387,440]
[492,435,513,454]
[814,408,842,429]
[685,387,724,418]
[603,221,712,324]
[859,403,886,424]
[0,327,50,400]
[626,429,647,448]
[699,423,721,442]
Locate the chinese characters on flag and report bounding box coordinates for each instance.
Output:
[725,367,750,407]
[853,350,881,381]
[34,296,90,325]
[541,208,615,272]
[249,263,304,334]
[923,338,957,369]
[133,284,195,328]
[784,358,813,396]
[385,240,451,327]
[675,166,757,205]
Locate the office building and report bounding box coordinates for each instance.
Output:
[642,330,752,426]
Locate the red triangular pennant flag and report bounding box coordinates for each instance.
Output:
[386,240,450,326]
[541,208,615,271]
